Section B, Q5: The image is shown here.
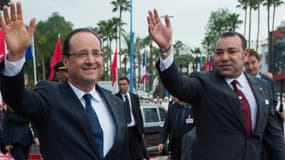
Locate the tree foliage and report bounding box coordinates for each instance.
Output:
[25,12,73,81]
[202,8,242,54]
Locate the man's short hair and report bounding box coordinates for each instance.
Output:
[248,49,260,61]
[62,28,102,56]
[118,77,129,84]
[219,32,247,50]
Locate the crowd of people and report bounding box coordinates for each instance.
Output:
[0,2,284,160]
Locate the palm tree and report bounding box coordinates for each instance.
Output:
[122,32,144,89]
[227,13,242,32]
[111,0,131,74]
[272,0,284,32]
[191,47,202,71]
[253,0,264,50]
[247,0,257,48]
[263,0,275,72]
[173,40,184,55]
[95,18,119,78]
[237,0,249,36]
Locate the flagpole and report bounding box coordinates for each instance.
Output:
[129,0,133,92]
[32,36,37,85]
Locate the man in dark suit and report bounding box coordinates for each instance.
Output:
[0,2,129,160]
[158,96,195,160]
[115,77,147,160]
[53,60,68,83]
[2,106,34,160]
[245,49,284,129]
[147,9,285,160]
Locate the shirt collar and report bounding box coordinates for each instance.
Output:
[68,81,100,102]
[225,72,247,88]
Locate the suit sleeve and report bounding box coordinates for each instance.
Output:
[262,83,285,160]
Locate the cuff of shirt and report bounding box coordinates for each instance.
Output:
[159,54,174,71]
[4,56,25,77]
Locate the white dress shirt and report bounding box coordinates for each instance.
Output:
[121,93,136,127]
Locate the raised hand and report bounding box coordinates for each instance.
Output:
[0,2,36,61]
[147,9,172,51]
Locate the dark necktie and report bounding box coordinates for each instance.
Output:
[231,80,252,135]
[124,95,132,123]
[83,94,104,159]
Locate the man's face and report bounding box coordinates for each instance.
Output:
[56,70,68,83]
[118,79,129,94]
[63,32,103,87]
[213,35,246,78]
[244,55,260,76]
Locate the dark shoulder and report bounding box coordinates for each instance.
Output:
[189,71,214,78]
[34,80,61,91]
[260,73,274,83]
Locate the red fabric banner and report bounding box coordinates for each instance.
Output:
[48,37,61,80]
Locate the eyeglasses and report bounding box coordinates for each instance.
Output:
[69,50,103,59]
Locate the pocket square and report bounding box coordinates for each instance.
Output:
[265,99,269,105]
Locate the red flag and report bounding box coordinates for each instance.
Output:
[0,30,6,62]
[141,49,147,83]
[48,36,61,80]
[208,55,213,71]
[110,50,117,86]
[203,57,209,71]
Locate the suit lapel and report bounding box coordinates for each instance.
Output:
[246,75,268,132]
[61,82,100,159]
[213,73,246,132]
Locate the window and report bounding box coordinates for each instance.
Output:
[159,108,166,121]
[143,108,159,123]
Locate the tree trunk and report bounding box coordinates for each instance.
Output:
[256,5,260,51]
[248,7,252,48]
[41,58,46,80]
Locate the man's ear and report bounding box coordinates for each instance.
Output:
[62,56,68,66]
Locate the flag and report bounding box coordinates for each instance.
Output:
[141,49,147,83]
[203,55,213,71]
[48,36,61,80]
[111,49,117,86]
[203,56,209,71]
[0,30,6,62]
[25,43,33,61]
[196,56,201,72]
[208,55,213,71]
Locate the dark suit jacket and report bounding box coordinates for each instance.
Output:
[2,109,33,147]
[160,102,195,143]
[156,62,285,160]
[115,92,144,136]
[260,73,277,108]
[0,70,129,160]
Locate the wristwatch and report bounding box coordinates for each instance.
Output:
[160,46,171,57]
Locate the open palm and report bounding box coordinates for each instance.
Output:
[0,2,36,61]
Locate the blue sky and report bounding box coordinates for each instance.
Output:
[18,0,285,48]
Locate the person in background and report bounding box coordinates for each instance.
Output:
[0,2,129,160]
[180,127,196,160]
[158,96,195,160]
[244,49,284,129]
[147,9,285,160]
[2,104,34,160]
[2,74,39,160]
[115,77,148,160]
[53,60,68,83]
